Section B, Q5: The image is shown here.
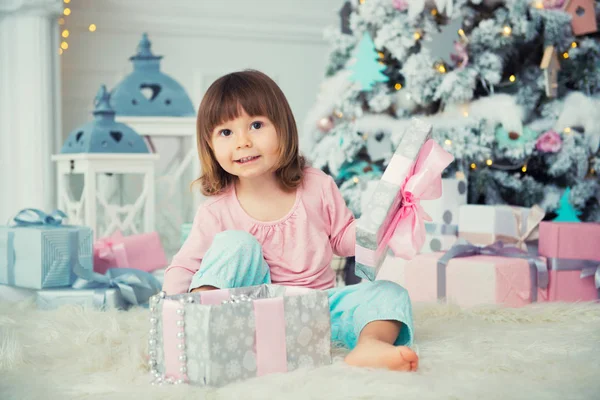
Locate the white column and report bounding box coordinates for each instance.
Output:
[0,0,63,222]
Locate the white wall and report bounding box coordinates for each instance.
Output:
[60,0,343,150]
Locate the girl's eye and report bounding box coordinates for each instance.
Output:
[250,121,263,130]
[219,129,232,137]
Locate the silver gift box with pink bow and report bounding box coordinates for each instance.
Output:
[147,284,332,387]
[355,118,454,281]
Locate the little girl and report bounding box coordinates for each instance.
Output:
[162,70,418,372]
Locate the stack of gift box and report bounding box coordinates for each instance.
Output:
[373,176,600,307]
[0,209,167,310]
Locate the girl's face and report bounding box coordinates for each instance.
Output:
[210,108,280,182]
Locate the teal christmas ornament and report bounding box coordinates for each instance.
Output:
[495,125,539,149]
[61,85,150,154]
[553,187,582,222]
[347,32,388,91]
[111,33,195,117]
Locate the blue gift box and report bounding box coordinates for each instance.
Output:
[0,209,93,290]
[0,284,128,310]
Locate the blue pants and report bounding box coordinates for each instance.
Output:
[189,230,414,349]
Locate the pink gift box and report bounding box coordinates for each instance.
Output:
[401,252,548,308]
[538,222,600,302]
[93,230,168,274]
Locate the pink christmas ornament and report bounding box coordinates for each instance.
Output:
[542,0,566,9]
[317,116,334,133]
[536,130,563,153]
[450,41,469,68]
[393,0,409,11]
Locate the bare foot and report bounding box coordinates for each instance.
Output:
[344,337,418,372]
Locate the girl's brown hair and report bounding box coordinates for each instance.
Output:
[194,70,306,196]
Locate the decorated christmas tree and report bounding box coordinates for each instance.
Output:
[303,0,600,221]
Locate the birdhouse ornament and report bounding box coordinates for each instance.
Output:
[52,86,159,239]
[110,33,195,117]
[540,46,561,98]
[563,0,597,36]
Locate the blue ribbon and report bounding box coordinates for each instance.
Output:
[548,258,600,297]
[437,240,549,303]
[11,208,68,227]
[71,263,162,306]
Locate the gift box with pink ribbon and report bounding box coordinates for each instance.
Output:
[538,221,600,302]
[398,241,549,308]
[148,285,331,387]
[94,230,168,274]
[355,118,454,281]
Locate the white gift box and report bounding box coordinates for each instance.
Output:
[458,205,531,246]
[420,177,467,227]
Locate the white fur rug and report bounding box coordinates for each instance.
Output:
[1,300,599,400]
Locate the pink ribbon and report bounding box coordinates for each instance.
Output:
[253,297,287,376]
[94,234,129,269]
[373,139,454,260]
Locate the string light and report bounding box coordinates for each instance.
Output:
[509,75,516,82]
[571,42,577,48]
[431,8,438,16]
[562,52,569,59]
[63,0,70,3]
[502,26,512,36]
[455,171,465,180]
[486,159,493,166]
[58,18,65,25]
[58,48,63,55]
[563,127,571,134]
[470,163,477,170]
[521,165,527,173]
[60,41,68,50]
[62,29,69,38]
[445,139,452,146]
[336,111,344,118]
[413,31,421,41]
[89,24,97,32]
[63,7,71,16]
[534,0,543,8]
[353,176,360,183]
[437,64,447,74]
[463,110,469,117]
[359,0,365,4]
[378,52,384,59]
[394,83,402,90]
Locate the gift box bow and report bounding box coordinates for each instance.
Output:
[72,263,161,306]
[382,139,454,259]
[10,208,68,226]
[507,205,546,250]
[94,231,129,269]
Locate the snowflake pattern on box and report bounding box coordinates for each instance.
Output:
[159,285,331,387]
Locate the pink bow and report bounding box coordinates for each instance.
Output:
[93,231,129,268]
[382,139,454,259]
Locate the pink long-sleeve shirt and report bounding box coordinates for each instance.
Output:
[162,167,356,295]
